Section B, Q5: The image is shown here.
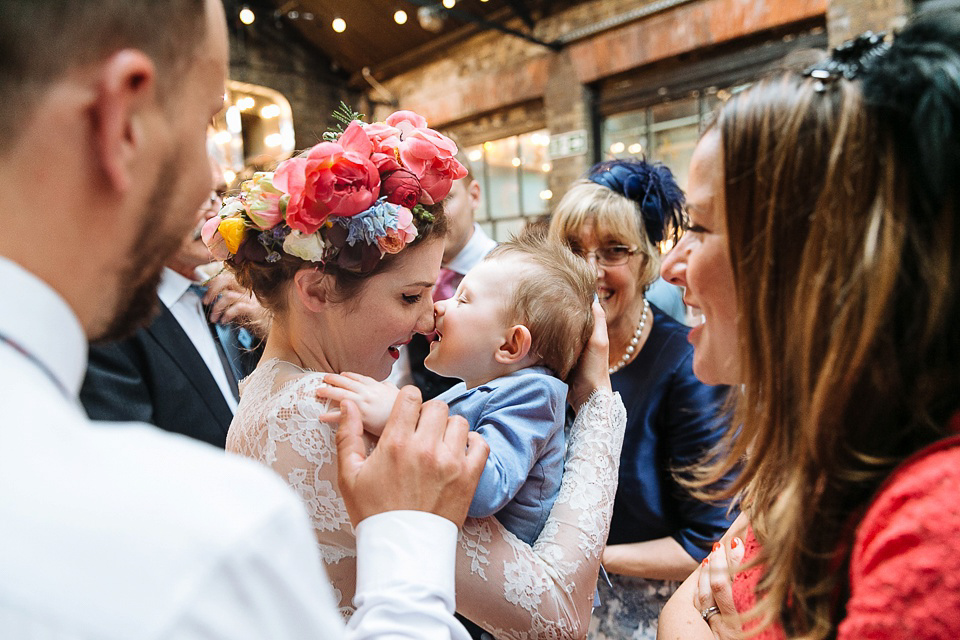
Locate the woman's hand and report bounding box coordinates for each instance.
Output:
[568,300,612,411]
[315,372,399,436]
[694,538,746,640]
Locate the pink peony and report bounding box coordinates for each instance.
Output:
[385,110,428,135]
[337,120,374,156]
[395,206,418,243]
[398,128,467,204]
[380,169,422,209]
[363,121,402,156]
[274,138,380,235]
[371,152,401,173]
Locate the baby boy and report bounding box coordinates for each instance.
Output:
[319,231,595,544]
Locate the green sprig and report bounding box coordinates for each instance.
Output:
[411,204,435,224]
[321,101,366,142]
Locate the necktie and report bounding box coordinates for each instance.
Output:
[188,284,241,401]
[434,267,463,302]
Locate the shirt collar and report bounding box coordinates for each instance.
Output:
[446,365,555,402]
[445,224,497,275]
[0,256,88,398]
[157,267,197,309]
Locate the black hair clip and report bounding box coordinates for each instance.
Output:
[804,31,891,92]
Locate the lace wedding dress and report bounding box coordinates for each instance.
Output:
[228,358,626,639]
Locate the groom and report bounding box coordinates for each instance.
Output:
[0,0,487,637]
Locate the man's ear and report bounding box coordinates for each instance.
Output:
[293,268,330,312]
[91,49,157,194]
[467,178,482,212]
[494,324,533,365]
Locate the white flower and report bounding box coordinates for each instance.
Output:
[283,230,326,262]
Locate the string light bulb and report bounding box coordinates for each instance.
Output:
[442,0,456,8]
[394,10,408,24]
[332,17,346,33]
[239,7,255,24]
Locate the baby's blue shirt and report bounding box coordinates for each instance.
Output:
[437,366,566,545]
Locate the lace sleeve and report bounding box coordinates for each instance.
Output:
[455,389,627,639]
[228,367,361,617]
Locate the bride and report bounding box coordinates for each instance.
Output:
[203,110,627,638]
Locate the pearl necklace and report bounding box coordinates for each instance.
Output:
[609,298,650,374]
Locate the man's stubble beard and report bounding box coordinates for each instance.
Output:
[92,159,197,343]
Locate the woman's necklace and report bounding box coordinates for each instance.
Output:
[609,297,650,374]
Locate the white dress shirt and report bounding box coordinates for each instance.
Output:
[0,256,467,640]
[158,267,238,412]
[444,223,497,277]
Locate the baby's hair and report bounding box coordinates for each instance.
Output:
[486,229,595,380]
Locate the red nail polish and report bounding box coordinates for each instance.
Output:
[712,541,722,552]
[731,538,740,550]
[702,557,709,566]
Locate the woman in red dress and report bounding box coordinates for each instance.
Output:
[657,8,960,640]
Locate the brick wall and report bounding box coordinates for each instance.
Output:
[826,0,911,46]
[226,9,354,152]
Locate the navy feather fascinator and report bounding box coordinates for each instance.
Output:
[588,159,685,244]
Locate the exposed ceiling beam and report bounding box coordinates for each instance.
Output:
[504,0,536,30]
[403,0,561,51]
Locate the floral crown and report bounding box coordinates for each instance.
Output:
[202,105,467,273]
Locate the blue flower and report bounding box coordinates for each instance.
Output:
[338,198,403,246]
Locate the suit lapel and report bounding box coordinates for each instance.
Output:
[145,301,234,433]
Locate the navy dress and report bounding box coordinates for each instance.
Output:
[590,304,736,640]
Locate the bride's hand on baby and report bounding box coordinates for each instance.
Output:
[567,300,612,411]
[336,387,489,527]
[315,372,399,435]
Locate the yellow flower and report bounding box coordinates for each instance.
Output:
[218,217,248,255]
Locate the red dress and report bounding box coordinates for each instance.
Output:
[732,414,960,639]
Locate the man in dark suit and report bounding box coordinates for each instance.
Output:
[81,160,265,447]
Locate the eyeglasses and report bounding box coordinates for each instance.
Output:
[571,244,639,266]
[201,190,226,211]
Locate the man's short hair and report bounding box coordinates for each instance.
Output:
[486,229,595,380]
[0,0,208,148]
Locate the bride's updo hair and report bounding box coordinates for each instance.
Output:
[230,205,447,314]
[203,108,467,316]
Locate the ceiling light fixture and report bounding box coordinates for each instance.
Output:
[332,17,346,33]
[442,0,456,8]
[239,7,255,24]
[394,9,408,24]
[417,6,444,32]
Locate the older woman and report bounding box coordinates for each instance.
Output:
[548,160,736,639]
[204,110,627,639]
[657,9,960,640]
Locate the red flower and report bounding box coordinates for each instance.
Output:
[381,169,422,209]
[274,123,381,234]
[398,127,467,204]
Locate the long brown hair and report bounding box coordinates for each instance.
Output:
[699,10,960,638]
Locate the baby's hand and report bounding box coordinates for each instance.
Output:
[315,373,399,436]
